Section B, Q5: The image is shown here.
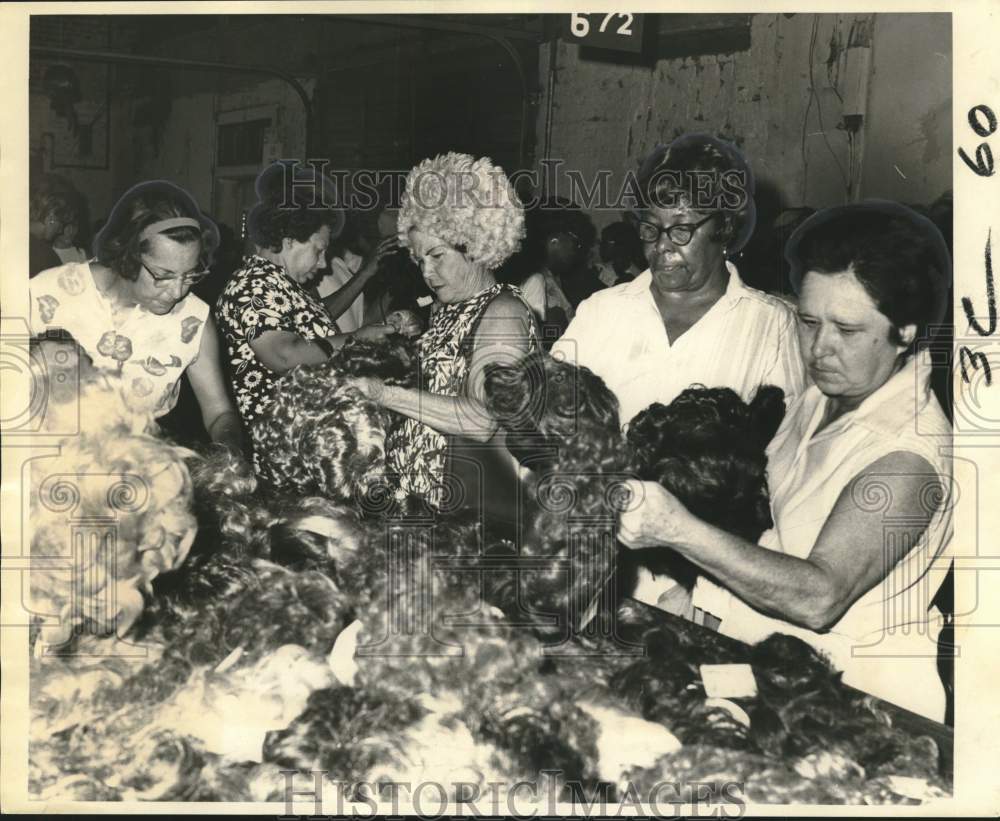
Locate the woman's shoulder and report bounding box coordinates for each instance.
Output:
[733,277,799,320]
[865,389,951,472]
[485,286,535,321]
[233,254,282,277]
[577,272,646,307]
[32,259,96,293]
[491,286,531,308]
[176,291,210,320]
[221,256,286,294]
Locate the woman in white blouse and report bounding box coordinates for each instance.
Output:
[30,181,243,453]
[552,134,805,425]
[618,203,952,721]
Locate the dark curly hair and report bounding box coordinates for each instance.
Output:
[621,385,784,591]
[247,161,345,252]
[631,133,756,253]
[93,180,219,282]
[484,352,631,638]
[30,173,85,230]
[628,385,785,543]
[521,197,598,267]
[31,424,951,804]
[251,337,420,503]
[785,201,950,355]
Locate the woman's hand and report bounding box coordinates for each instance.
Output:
[617,479,695,549]
[353,323,396,342]
[385,309,424,338]
[188,317,246,453]
[358,236,399,279]
[348,375,385,404]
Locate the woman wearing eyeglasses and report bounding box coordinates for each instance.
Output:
[617,203,952,720]
[551,134,805,616]
[215,163,402,462]
[552,133,805,427]
[29,180,243,453]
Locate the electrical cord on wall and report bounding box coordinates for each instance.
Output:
[803,16,851,202]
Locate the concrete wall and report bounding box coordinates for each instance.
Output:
[30,13,951,240]
[861,14,952,203]
[536,13,951,230]
[29,15,519,235]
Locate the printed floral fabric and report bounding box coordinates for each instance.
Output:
[29,261,208,417]
[216,255,340,432]
[386,284,537,502]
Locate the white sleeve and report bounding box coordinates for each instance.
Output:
[28,272,53,336]
[518,273,547,321]
[316,258,352,299]
[550,295,597,366]
[763,310,807,406]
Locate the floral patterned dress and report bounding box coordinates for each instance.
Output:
[215,254,340,433]
[29,261,209,417]
[386,283,537,503]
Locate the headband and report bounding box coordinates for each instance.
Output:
[139,216,201,242]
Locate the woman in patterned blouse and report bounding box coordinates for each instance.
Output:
[30,180,243,453]
[215,163,402,449]
[351,153,538,507]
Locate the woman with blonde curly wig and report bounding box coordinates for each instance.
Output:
[353,153,538,512]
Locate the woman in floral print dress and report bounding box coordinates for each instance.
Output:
[352,153,538,508]
[215,163,398,466]
[30,180,243,454]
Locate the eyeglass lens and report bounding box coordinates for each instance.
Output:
[638,223,693,245]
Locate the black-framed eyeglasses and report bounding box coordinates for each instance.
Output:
[635,213,715,247]
[141,260,210,287]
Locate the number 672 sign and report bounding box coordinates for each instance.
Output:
[565,13,645,54]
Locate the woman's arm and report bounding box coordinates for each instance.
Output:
[249,324,395,375]
[250,330,342,373]
[322,237,398,322]
[618,450,942,631]
[372,292,534,442]
[186,317,245,453]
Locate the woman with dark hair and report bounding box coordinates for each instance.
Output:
[215,163,398,453]
[30,180,243,452]
[618,202,952,721]
[553,133,805,426]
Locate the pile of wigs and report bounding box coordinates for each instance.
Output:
[250,335,420,504]
[27,336,197,653]
[620,383,787,591]
[480,353,786,630]
[28,344,950,805]
[482,352,632,641]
